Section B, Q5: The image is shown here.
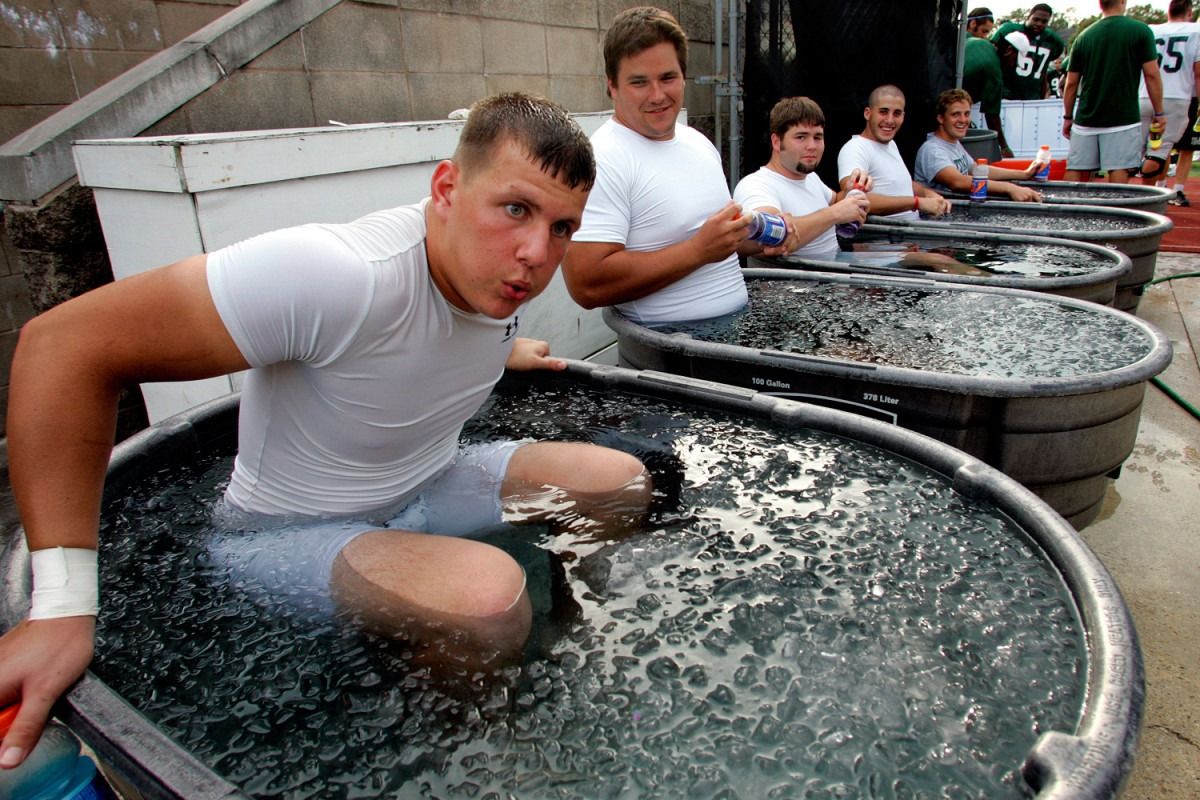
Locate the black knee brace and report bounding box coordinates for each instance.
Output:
[1141,155,1167,179]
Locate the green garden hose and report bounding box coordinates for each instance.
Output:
[1146,270,1200,286]
[1144,272,1200,421]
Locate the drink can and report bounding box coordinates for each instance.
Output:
[746,211,788,246]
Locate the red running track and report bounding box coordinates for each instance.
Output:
[1157,175,1200,253]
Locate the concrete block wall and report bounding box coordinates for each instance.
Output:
[0,0,246,146]
[0,183,149,439]
[137,0,719,137]
[0,0,728,439]
[0,211,31,432]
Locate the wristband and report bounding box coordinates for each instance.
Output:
[1063,115,1072,121]
[913,196,920,211]
[29,547,99,619]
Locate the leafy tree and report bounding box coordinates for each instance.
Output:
[1127,4,1168,23]
[1071,4,1167,43]
[991,3,1169,48]
[1073,14,1100,38]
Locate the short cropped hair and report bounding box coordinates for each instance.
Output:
[604,6,689,85]
[1030,3,1053,15]
[769,97,826,138]
[936,88,973,117]
[454,93,595,191]
[867,84,905,108]
[1169,0,1192,16]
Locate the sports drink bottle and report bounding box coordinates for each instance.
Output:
[1032,145,1052,182]
[835,186,868,239]
[0,705,109,800]
[1149,115,1165,150]
[970,159,988,202]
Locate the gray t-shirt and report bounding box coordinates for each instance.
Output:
[914,134,974,193]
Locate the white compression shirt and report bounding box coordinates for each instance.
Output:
[573,119,747,324]
[837,135,920,221]
[206,200,521,517]
[733,166,839,260]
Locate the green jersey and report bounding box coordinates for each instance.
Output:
[1068,16,1158,128]
[963,37,1004,115]
[992,21,1066,100]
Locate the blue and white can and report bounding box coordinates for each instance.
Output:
[745,211,788,246]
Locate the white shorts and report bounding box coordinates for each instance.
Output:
[1066,125,1144,173]
[207,439,526,612]
[1139,96,1191,157]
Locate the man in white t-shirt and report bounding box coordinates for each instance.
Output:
[836,84,952,221]
[733,96,871,260]
[563,7,794,324]
[1138,0,1200,197]
[914,88,1043,201]
[0,93,651,767]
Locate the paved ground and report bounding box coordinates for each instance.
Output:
[1084,252,1200,799]
[0,255,1197,798]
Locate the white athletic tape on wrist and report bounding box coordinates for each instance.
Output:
[29,547,99,619]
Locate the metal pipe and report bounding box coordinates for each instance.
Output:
[714,0,723,154]
[955,0,967,88]
[728,0,741,185]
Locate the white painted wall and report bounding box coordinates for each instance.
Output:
[74,112,620,423]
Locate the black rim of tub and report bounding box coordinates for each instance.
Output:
[936,181,1174,213]
[749,227,1133,302]
[864,200,1173,250]
[610,270,1174,400]
[0,362,1145,799]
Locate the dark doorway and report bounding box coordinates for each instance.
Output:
[742,0,963,189]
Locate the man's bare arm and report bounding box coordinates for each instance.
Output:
[0,254,250,768]
[988,164,1039,181]
[9,255,249,551]
[1142,60,1164,117]
[1062,71,1081,138]
[562,203,749,309]
[929,166,973,194]
[764,191,870,252]
[850,179,951,216]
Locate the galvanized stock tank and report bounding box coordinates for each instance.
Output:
[750,226,1131,305]
[938,181,1174,214]
[0,364,1145,799]
[605,269,1173,528]
[864,200,1173,312]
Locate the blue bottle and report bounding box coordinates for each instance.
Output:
[0,705,108,800]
